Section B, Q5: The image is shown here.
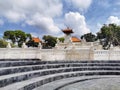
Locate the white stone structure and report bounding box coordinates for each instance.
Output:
[0,27,120,61]
[94,47,120,60]
[7,43,11,48]
[22,43,27,48]
[0,47,120,60]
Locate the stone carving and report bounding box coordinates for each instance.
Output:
[7,43,11,48]
[38,43,42,49]
[22,43,27,48]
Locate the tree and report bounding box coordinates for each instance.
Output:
[81,33,97,42]
[0,39,8,48]
[26,40,39,47]
[3,30,32,47]
[42,35,57,48]
[97,24,120,49]
[58,37,65,43]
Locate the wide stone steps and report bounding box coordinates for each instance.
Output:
[34,75,120,90]
[1,60,120,67]
[0,60,120,90]
[1,63,120,76]
[1,71,120,90]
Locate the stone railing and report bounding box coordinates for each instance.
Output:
[0,48,120,60]
[0,48,93,60]
[0,48,41,59]
[94,50,120,60]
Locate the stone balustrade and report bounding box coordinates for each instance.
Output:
[0,48,120,60]
[94,50,120,60]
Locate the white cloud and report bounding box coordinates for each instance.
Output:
[65,12,90,35]
[65,0,92,11]
[107,16,120,25]
[0,0,92,36]
[4,11,26,23]
[71,0,92,10]
[26,14,60,34]
[0,0,62,35]
[0,0,62,19]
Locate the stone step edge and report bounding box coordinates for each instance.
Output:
[1,71,120,90]
[34,75,120,90]
[0,67,120,88]
[1,64,120,76]
[1,61,120,67]
[1,66,120,81]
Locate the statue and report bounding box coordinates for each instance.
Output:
[7,43,11,48]
[38,43,42,49]
[22,43,27,48]
[57,38,60,44]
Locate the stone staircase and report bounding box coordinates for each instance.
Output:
[0,60,120,90]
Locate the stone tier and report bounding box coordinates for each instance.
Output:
[0,60,120,90]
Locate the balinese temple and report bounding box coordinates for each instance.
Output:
[32,37,42,48]
[32,37,42,43]
[62,27,81,43]
[62,27,74,43]
[55,27,82,49]
[55,27,102,50]
[71,36,81,42]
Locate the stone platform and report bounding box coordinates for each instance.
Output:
[0,60,120,90]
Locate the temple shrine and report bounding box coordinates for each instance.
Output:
[55,27,102,50]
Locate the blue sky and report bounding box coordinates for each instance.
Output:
[0,0,120,38]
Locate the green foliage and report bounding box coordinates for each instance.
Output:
[81,33,97,42]
[42,35,57,48]
[3,30,32,47]
[26,40,39,47]
[97,24,120,49]
[0,39,8,48]
[26,33,32,40]
[58,37,65,43]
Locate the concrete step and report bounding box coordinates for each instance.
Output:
[19,71,120,90]
[1,63,120,76]
[1,71,120,90]
[1,60,120,67]
[0,66,120,87]
[33,75,120,90]
[1,60,120,90]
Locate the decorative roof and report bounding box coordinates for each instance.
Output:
[32,37,41,43]
[62,27,73,34]
[71,37,81,42]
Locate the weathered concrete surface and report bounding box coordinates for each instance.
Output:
[59,77,120,90]
[0,48,120,60]
[34,76,120,90]
[0,48,94,61]
[1,60,120,90]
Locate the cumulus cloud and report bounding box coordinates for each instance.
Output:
[65,12,90,35]
[0,0,62,35]
[107,16,120,25]
[71,0,92,10]
[0,0,62,20]
[65,0,92,11]
[0,0,92,35]
[26,14,60,34]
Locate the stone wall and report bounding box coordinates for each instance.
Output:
[0,48,93,60]
[0,48,41,59]
[0,48,120,60]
